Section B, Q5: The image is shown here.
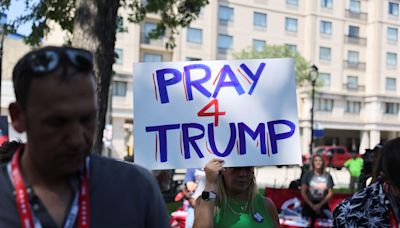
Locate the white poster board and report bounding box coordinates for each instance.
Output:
[133,58,301,170]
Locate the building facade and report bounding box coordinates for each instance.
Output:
[2,0,400,159]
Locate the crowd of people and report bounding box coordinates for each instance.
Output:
[0,45,399,227]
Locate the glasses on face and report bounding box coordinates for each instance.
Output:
[26,47,93,75]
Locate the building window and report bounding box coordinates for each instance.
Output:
[388,27,398,41]
[143,53,163,62]
[347,76,358,89]
[349,0,361,12]
[217,34,233,50]
[116,16,124,33]
[186,57,202,61]
[285,17,298,32]
[319,73,331,87]
[143,22,157,42]
[387,52,397,66]
[219,5,234,22]
[187,28,202,44]
[321,0,332,8]
[319,47,331,61]
[346,101,361,113]
[114,48,123,65]
[252,39,265,52]
[389,2,399,16]
[320,20,332,35]
[285,44,297,53]
[386,77,397,91]
[286,0,298,6]
[385,102,399,114]
[348,25,360,38]
[253,12,267,27]
[316,98,334,112]
[112,81,127,97]
[347,50,359,63]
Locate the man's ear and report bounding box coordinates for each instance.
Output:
[9,102,26,133]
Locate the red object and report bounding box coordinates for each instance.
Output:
[264,187,351,212]
[302,145,358,168]
[10,145,90,228]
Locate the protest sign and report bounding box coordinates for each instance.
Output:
[133,58,301,170]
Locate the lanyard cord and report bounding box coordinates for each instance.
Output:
[7,145,90,228]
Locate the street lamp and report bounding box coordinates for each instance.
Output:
[309,65,319,156]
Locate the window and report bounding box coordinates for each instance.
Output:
[319,73,331,87]
[143,53,163,62]
[187,28,202,44]
[112,81,127,97]
[385,102,399,114]
[114,48,123,65]
[253,39,265,52]
[349,0,361,12]
[217,34,233,50]
[347,50,359,63]
[116,16,124,33]
[320,20,332,35]
[386,77,397,91]
[321,0,332,8]
[144,22,157,42]
[253,12,267,27]
[219,5,234,22]
[319,47,331,61]
[389,2,399,16]
[186,57,202,61]
[285,44,297,53]
[316,98,334,112]
[347,76,358,89]
[388,27,398,41]
[285,17,298,32]
[286,0,298,6]
[387,52,397,66]
[346,101,361,113]
[348,25,360,38]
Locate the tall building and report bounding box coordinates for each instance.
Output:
[3,0,400,159]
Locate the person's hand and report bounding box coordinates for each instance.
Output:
[311,203,322,214]
[204,158,224,191]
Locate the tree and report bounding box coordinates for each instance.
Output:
[233,44,311,86]
[0,0,209,154]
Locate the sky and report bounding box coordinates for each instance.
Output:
[4,0,34,36]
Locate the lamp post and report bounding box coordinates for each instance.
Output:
[309,65,319,156]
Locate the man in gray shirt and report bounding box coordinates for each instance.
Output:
[0,46,169,227]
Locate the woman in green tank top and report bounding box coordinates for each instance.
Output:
[193,158,280,228]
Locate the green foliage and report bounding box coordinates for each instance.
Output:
[234,44,311,87]
[1,0,209,49]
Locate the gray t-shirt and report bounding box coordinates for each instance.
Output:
[301,171,334,203]
[0,154,169,228]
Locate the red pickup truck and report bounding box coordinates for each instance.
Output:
[303,145,354,169]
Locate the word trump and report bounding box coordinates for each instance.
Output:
[146,119,295,162]
[154,62,266,104]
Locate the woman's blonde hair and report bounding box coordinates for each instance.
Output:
[215,167,258,214]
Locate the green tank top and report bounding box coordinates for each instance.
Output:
[214,193,273,228]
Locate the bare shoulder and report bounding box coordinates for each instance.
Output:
[262,196,280,227]
[263,196,277,211]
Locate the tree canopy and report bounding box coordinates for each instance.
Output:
[0,0,209,154]
[234,44,312,87]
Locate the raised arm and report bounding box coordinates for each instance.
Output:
[193,158,224,228]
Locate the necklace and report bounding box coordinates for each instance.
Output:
[227,199,248,216]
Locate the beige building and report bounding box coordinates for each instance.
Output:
[2,0,400,158]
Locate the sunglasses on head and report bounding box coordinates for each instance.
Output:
[26,47,93,75]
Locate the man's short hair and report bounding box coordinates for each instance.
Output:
[12,46,94,109]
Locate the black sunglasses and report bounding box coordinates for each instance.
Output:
[26,47,93,75]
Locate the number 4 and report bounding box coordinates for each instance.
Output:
[197,99,226,126]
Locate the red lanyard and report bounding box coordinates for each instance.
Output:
[389,208,400,228]
[9,146,90,228]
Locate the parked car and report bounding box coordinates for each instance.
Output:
[302,145,354,169]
